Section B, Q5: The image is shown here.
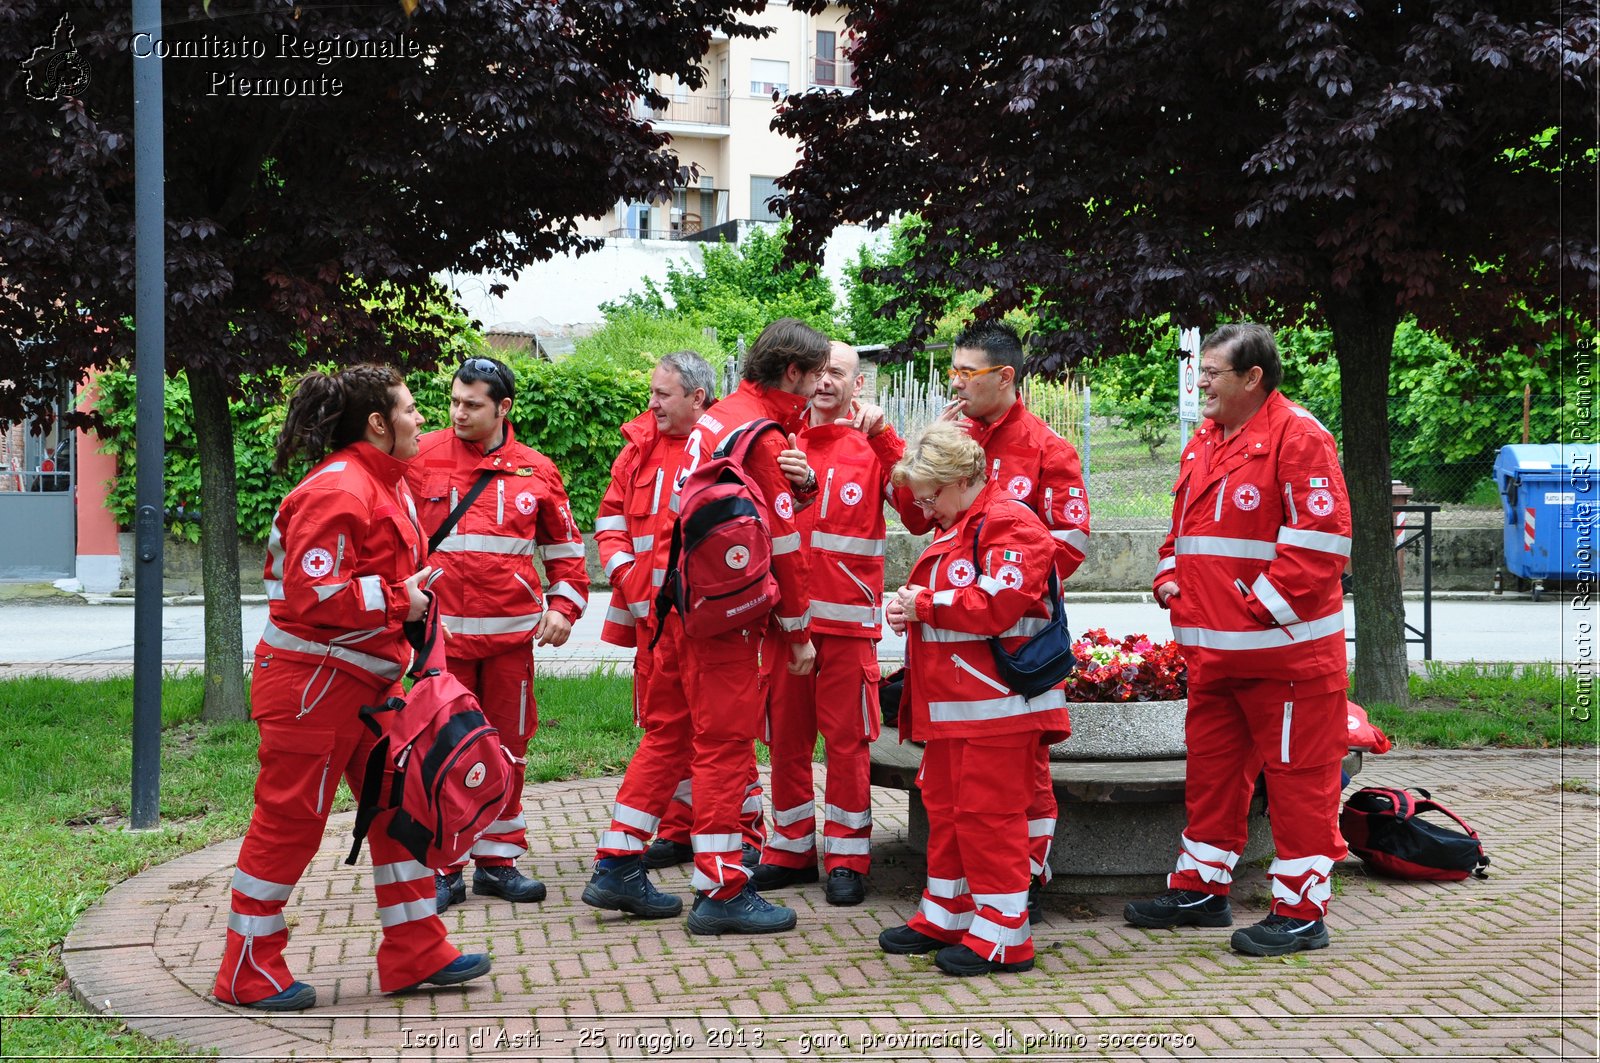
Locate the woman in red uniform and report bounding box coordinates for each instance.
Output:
[213,364,488,1010]
[879,423,1071,976]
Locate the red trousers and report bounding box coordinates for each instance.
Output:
[905,732,1037,965]
[766,633,879,873]
[1027,745,1057,883]
[444,646,534,871]
[641,618,765,852]
[1169,672,1348,920]
[596,616,774,899]
[214,661,458,1003]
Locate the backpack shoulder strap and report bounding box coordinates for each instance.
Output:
[345,730,392,865]
[1410,794,1491,876]
[714,418,782,463]
[427,469,496,554]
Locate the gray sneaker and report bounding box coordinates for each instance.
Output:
[1230,914,1330,956]
[581,859,684,919]
[1123,888,1232,928]
[686,886,797,936]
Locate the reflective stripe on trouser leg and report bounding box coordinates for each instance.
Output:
[766,660,819,868]
[683,626,771,899]
[1025,743,1056,883]
[448,648,533,869]
[815,634,876,874]
[953,731,1038,965]
[905,739,974,945]
[1169,677,1257,895]
[597,616,695,859]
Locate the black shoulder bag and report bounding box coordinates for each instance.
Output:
[426,470,496,555]
[971,515,1077,699]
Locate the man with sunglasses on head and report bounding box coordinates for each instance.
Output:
[406,355,590,914]
[921,319,1091,920]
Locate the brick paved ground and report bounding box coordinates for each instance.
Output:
[58,748,1599,1061]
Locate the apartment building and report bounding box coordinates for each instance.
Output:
[596,1,851,240]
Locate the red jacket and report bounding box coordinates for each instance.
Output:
[1154,389,1351,682]
[406,425,589,660]
[257,441,423,687]
[594,413,693,647]
[686,380,812,643]
[901,480,1072,742]
[965,400,1091,578]
[793,421,912,639]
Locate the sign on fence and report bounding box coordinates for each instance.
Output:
[1177,326,1201,424]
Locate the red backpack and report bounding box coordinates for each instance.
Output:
[1340,785,1490,881]
[347,595,514,871]
[653,419,782,643]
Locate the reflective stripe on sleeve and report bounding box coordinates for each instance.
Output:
[546,580,588,610]
[1277,527,1353,557]
[776,608,812,632]
[604,551,636,579]
[771,532,802,556]
[357,575,385,612]
[539,542,586,561]
[1051,528,1089,551]
[593,515,628,533]
[1250,572,1302,626]
[810,600,879,625]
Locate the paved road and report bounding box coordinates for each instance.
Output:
[0,591,1587,672]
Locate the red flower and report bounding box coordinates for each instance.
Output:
[1062,627,1188,703]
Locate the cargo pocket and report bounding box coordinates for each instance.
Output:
[256,722,341,820]
[861,659,882,743]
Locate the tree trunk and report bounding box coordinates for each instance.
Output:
[187,364,250,722]
[1325,286,1409,706]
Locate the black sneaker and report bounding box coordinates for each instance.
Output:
[1123,889,1232,929]
[749,861,820,891]
[241,980,316,1011]
[582,858,684,919]
[686,886,797,935]
[741,842,761,868]
[641,838,694,870]
[934,944,1034,976]
[878,923,945,955]
[1230,914,1330,956]
[393,953,491,993]
[434,870,465,914]
[472,865,547,903]
[824,868,866,906]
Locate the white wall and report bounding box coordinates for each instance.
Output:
[445,224,888,332]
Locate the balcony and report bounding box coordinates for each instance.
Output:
[642,91,730,128]
[809,55,855,89]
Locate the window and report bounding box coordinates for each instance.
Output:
[749,59,789,98]
[750,176,782,222]
[815,31,837,85]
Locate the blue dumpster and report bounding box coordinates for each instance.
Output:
[1493,443,1599,590]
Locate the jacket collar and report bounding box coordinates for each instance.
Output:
[345,440,412,485]
[928,478,1003,547]
[1193,390,1287,481]
[620,411,658,447]
[738,379,809,433]
[966,396,1027,446]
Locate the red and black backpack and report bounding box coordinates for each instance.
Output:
[1340,785,1490,881]
[653,419,783,643]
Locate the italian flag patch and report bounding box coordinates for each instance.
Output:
[1001,549,1023,563]
[1309,477,1329,488]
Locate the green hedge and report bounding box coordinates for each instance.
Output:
[94,354,648,542]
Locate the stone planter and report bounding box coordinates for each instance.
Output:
[1050,698,1187,760]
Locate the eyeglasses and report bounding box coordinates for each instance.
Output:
[460,357,508,390]
[1197,366,1245,382]
[946,364,1006,384]
[912,484,949,510]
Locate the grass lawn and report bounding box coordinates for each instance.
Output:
[0,660,1588,1057]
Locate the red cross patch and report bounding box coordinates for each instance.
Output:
[1064,497,1088,525]
[840,481,863,506]
[725,545,750,570]
[300,547,334,578]
[1232,483,1262,511]
[1307,488,1335,517]
[997,564,1024,589]
[774,492,794,520]
[464,762,486,789]
[946,558,976,587]
[1007,475,1033,499]
[515,491,537,515]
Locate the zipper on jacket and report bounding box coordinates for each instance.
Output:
[333,534,345,578]
[836,560,877,610]
[518,680,528,735]
[1044,487,1055,526]
[1280,700,1294,763]
[821,469,835,519]
[650,469,664,516]
[950,653,1011,695]
[496,478,505,524]
[1175,486,1191,537]
[450,486,459,511]
[1284,482,1298,525]
[1214,474,1228,522]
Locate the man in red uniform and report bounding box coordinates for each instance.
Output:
[931,320,1090,915]
[591,352,766,877]
[406,357,590,913]
[1124,323,1352,956]
[752,340,914,906]
[585,318,825,935]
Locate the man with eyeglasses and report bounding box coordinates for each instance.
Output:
[926,319,1090,920]
[406,355,590,914]
[1124,323,1352,958]
[750,340,922,907]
